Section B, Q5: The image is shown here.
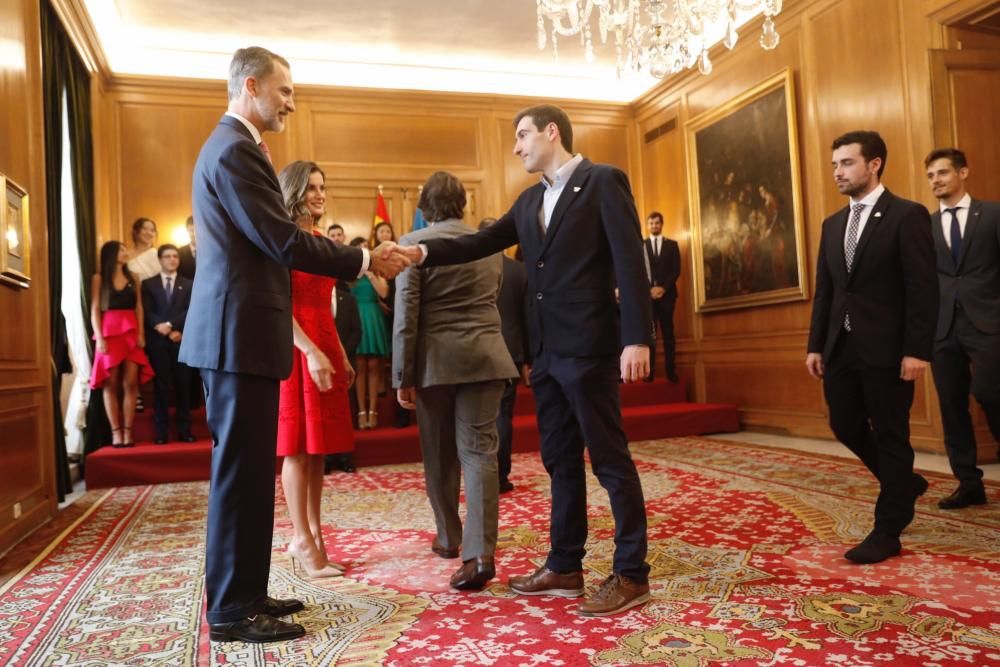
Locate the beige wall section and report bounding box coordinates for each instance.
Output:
[93,80,633,249]
[630,0,996,459]
[0,0,56,555]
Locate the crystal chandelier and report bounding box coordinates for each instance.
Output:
[536,0,782,78]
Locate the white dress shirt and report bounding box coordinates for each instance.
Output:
[649,234,663,256]
[223,111,370,276]
[540,154,584,230]
[844,183,885,253]
[939,193,972,249]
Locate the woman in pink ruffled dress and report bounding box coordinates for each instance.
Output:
[89,241,154,447]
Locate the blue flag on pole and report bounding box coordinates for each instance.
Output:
[412,207,427,231]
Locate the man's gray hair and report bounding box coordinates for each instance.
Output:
[227,47,290,101]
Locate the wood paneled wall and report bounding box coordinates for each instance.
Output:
[631,0,998,457]
[4,0,998,555]
[0,0,56,555]
[93,81,635,249]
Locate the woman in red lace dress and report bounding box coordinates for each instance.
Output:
[276,161,356,578]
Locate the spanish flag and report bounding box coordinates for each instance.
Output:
[374,191,390,225]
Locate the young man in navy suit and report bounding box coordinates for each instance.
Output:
[402,105,654,616]
[807,131,937,564]
[925,148,1000,510]
[179,46,410,643]
[141,244,195,444]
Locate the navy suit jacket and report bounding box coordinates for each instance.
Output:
[807,189,937,367]
[179,115,364,379]
[422,159,653,358]
[142,274,193,336]
[930,198,1000,339]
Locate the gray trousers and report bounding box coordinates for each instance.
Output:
[416,380,506,560]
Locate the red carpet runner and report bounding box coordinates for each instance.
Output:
[4,437,999,665]
[84,380,740,488]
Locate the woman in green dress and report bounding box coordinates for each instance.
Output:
[349,236,391,428]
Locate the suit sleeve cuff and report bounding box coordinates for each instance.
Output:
[358,247,370,277]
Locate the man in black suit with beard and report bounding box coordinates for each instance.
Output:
[925,147,1000,509]
[399,104,653,617]
[643,211,680,382]
[807,130,937,564]
[179,46,409,643]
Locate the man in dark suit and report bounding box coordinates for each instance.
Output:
[479,217,531,494]
[925,147,1000,509]
[644,211,681,382]
[327,279,361,471]
[807,130,937,564]
[404,105,653,616]
[178,216,197,281]
[178,46,409,643]
[141,244,195,444]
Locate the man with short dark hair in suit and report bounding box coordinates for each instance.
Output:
[806,130,937,564]
[401,104,654,617]
[178,216,197,281]
[479,217,531,494]
[142,244,195,444]
[644,211,681,382]
[178,46,410,644]
[925,147,1000,509]
[327,279,362,471]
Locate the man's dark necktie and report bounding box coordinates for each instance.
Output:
[165,276,173,304]
[946,207,962,264]
[843,203,864,331]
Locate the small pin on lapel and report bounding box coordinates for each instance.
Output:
[873,212,882,218]
[573,186,582,192]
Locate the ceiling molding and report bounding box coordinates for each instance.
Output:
[49,0,110,76]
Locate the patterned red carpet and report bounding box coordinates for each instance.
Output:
[2,437,998,666]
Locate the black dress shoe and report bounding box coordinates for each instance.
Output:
[431,537,459,559]
[499,480,515,494]
[844,530,901,564]
[449,555,496,590]
[154,437,167,445]
[179,433,198,443]
[912,473,929,499]
[209,614,305,643]
[260,596,304,617]
[938,484,987,510]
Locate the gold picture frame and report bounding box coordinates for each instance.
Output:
[0,174,31,288]
[684,68,807,312]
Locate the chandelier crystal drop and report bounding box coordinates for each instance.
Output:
[535,0,783,79]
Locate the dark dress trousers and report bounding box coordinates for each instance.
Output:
[333,283,362,426]
[142,274,194,439]
[422,158,654,582]
[644,236,680,379]
[808,188,937,537]
[179,115,364,625]
[929,199,1000,484]
[178,243,197,281]
[496,255,530,487]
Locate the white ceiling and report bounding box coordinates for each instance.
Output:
[81,0,662,101]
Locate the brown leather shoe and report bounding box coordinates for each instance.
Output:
[508,565,584,598]
[578,574,650,616]
[449,555,496,590]
[431,538,459,559]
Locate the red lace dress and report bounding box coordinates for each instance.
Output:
[276,253,355,456]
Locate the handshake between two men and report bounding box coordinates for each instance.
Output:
[368,241,424,279]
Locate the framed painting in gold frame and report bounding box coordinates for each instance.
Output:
[1,174,31,289]
[684,68,807,312]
